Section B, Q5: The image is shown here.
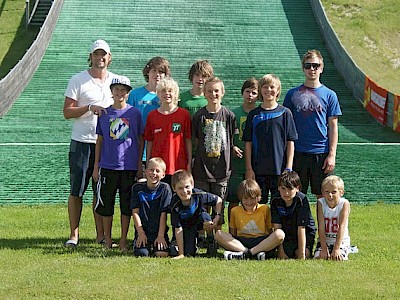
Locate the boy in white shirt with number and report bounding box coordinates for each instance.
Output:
[314,175,351,261]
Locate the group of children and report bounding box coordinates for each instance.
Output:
[88,52,351,261]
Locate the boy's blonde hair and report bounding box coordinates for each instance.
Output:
[146,157,166,172]
[321,175,345,192]
[171,169,194,188]
[156,77,180,105]
[204,76,225,93]
[188,60,214,82]
[301,49,324,67]
[258,74,281,101]
[142,56,171,82]
[237,179,262,202]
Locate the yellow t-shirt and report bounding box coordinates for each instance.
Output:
[230,204,272,238]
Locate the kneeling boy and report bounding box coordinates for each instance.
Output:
[215,179,285,260]
[171,170,223,258]
[131,157,172,257]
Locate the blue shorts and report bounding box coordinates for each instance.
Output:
[178,213,211,256]
[95,168,137,217]
[69,140,95,197]
[293,152,333,195]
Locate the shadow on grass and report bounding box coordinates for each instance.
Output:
[0,11,39,79]
[0,237,224,259]
[0,0,7,17]
[0,238,130,258]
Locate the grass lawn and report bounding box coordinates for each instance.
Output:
[321,0,400,94]
[1,204,399,299]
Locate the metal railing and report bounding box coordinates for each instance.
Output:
[25,0,40,27]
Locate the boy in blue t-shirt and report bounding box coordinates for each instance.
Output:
[243,74,297,203]
[283,49,342,198]
[271,171,316,259]
[93,76,144,251]
[170,170,222,258]
[131,157,172,257]
[127,57,171,167]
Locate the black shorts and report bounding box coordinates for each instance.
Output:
[95,168,137,216]
[235,235,276,258]
[293,152,333,195]
[282,232,315,258]
[255,175,279,204]
[69,140,95,197]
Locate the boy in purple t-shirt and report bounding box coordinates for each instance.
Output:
[93,76,144,251]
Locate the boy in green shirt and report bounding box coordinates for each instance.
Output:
[179,60,214,117]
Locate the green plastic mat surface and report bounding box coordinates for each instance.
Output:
[0,0,399,204]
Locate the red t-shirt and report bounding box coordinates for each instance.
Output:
[144,107,191,175]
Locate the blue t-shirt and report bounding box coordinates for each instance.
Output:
[170,188,218,228]
[127,86,159,161]
[283,84,342,154]
[96,105,143,170]
[243,105,297,176]
[130,182,172,242]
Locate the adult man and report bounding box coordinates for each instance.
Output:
[283,49,342,198]
[63,39,115,247]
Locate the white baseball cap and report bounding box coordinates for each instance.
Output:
[90,39,110,54]
[110,76,132,91]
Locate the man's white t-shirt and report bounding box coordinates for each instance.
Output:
[64,70,115,143]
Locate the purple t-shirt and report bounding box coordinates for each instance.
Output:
[96,104,143,170]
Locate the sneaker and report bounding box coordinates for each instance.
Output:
[223,251,246,260]
[206,240,217,257]
[197,236,207,249]
[256,251,266,261]
[169,240,179,257]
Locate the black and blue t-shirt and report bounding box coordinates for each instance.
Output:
[130,182,172,241]
[170,188,218,228]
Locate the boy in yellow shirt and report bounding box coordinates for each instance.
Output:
[215,179,285,260]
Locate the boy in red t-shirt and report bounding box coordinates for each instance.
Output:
[144,77,192,185]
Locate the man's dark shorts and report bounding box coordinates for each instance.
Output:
[69,140,95,197]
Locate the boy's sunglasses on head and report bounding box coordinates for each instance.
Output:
[303,62,321,70]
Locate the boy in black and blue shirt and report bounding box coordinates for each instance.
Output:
[131,157,172,257]
[243,74,297,203]
[170,170,222,258]
[271,171,316,259]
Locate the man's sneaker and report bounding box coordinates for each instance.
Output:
[256,251,266,261]
[223,251,247,260]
